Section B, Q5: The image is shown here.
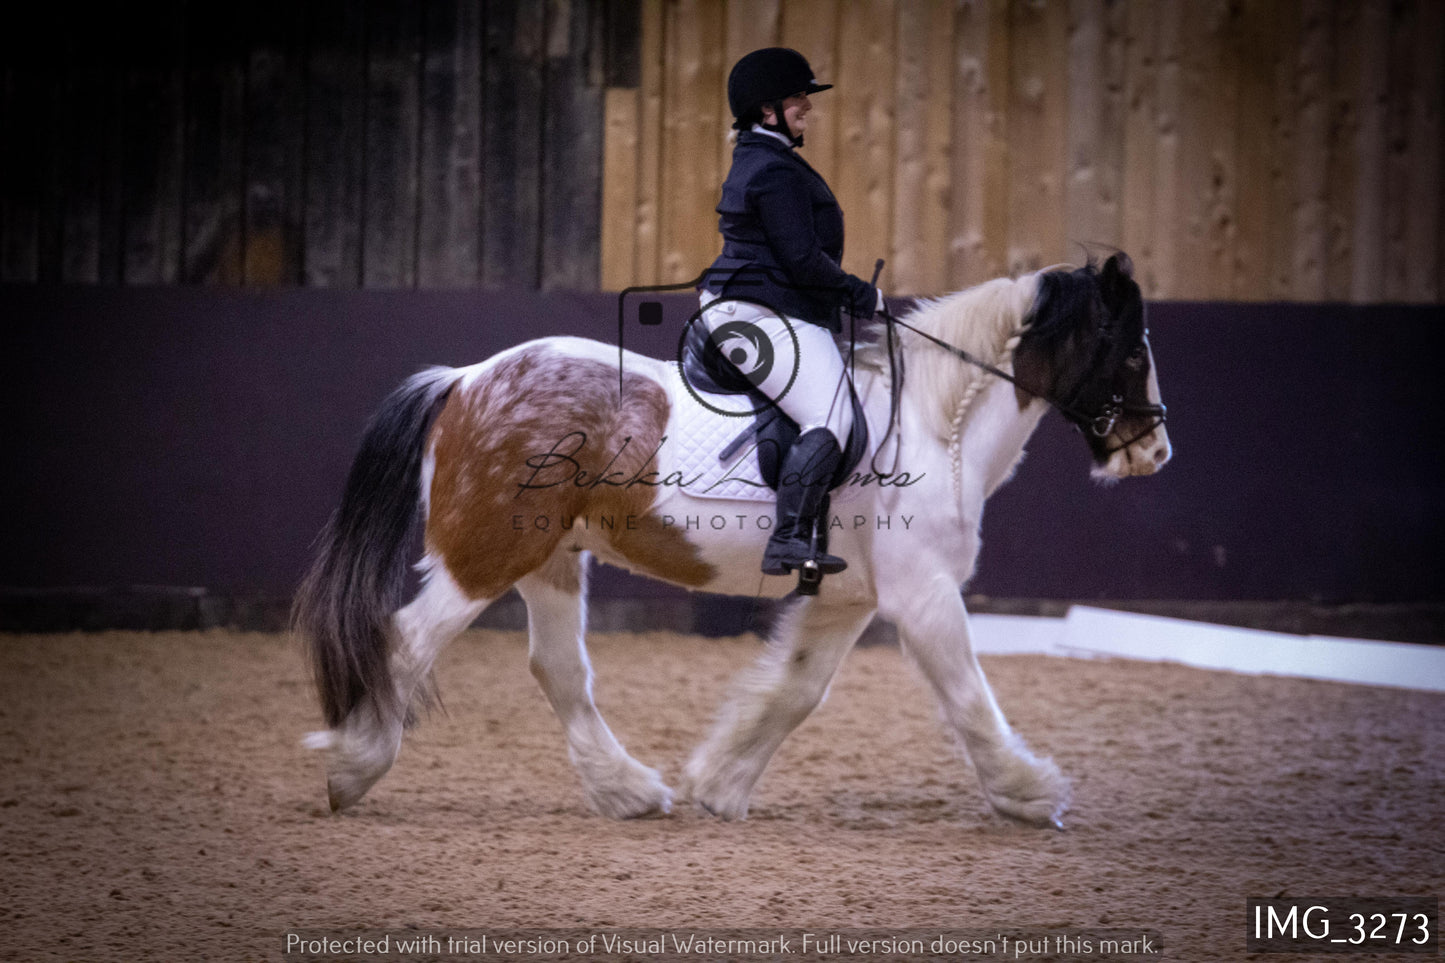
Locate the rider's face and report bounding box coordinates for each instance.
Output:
[763,93,811,137]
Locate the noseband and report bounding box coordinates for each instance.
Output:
[1082,396,1168,452]
[1052,322,1168,451]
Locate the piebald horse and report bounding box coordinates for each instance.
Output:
[296,252,1170,827]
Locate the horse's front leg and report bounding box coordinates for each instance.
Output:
[683,597,877,819]
[515,564,672,819]
[886,575,1070,827]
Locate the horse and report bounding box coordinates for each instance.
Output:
[294,251,1170,828]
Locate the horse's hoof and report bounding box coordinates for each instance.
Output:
[689,789,749,821]
[626,799,673,820]
[694,799,724,819]
[584,763,674,820]
[326,776,374,813]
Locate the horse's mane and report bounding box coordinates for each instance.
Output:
[855,273,1042,440]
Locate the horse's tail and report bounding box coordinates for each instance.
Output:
[293,366,460,729]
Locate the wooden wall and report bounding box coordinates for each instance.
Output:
[2,1,1441,302]
[0,0,629,290]
[603,0,1445,302]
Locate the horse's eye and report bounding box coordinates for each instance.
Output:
[1124,346,1146,371]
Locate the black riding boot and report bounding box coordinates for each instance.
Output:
[761,427,848,578]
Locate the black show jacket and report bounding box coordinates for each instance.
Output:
[704,131,878,331]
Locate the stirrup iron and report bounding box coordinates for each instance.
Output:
[795,558,823,596]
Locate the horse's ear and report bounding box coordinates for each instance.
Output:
[1100,252,1136,310]
[1103,252,1134,284]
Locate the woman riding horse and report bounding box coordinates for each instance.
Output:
[699,48,886,580]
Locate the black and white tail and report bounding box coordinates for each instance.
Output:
[293,367,459,728]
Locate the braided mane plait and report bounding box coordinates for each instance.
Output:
[857,274,1038,442]
[944,324,1026,501]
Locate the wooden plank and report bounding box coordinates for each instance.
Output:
[1290,0,1331,300]
[725,0,780,55]
[59,47,103,283]
[418,0,482,287]
[35,25,67,283]
[1,48,52,282]
[1153,0,1187,297]
[633,0,664,284]
[362,0,423,289]
[658,0,726,283]
[834,0,896,283]
[1230,0,1278,300]
[1346,0,1390,302]
[97,28,127,287]
[1065,0,1103,256]
[1321,0,1359,302]
[1005,0,1068,276]
[1208,1,1244,300]
[481,0,544,287]
[950,0,1008,289]
[541,0,606,290]
[605,0,642,87]
[121,4,187,285]
[1260,0,1300,300]
[892,0,952,295]
[1176,0,1241,299]
[1400,0,1442,301]
[1440,39,1445,305]
[1381,0,1413,301]
[1065,0,1127,261]
[244,1,307,285]
[303,0,368,288]
[781,0,840,185]
[1119,0,1159,295]
[1,63,40,281]
[601,87,640,291]
[181,4,248,285]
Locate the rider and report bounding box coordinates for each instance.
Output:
[700,47,885,580]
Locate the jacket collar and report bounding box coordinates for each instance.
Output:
[738,130,795,153]
[748,124,796,149]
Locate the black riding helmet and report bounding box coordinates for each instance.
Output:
[727,47,832,143]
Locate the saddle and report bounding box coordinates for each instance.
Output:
[680,319,869,492]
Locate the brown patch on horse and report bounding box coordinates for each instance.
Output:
[426,347,715,598]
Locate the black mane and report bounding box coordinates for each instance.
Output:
[1024,261,1105,344]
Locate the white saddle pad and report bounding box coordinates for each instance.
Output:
[663,364,778,502]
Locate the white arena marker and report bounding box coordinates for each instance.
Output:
[1058,606,1445,693]
[970,613,1069,656]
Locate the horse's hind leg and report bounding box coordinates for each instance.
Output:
[683,598,877,820]
[887,577,1070,827]
[515,555,672,818]
[310,561,487,811]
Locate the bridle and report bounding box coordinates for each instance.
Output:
[875,291,1167,456]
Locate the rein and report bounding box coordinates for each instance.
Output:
[875,283,1166,454]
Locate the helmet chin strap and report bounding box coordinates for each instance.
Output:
[763,99,803,147]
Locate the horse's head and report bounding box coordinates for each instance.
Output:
[1013,253,1171,479]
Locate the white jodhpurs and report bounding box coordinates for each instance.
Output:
[698,294,854,448]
